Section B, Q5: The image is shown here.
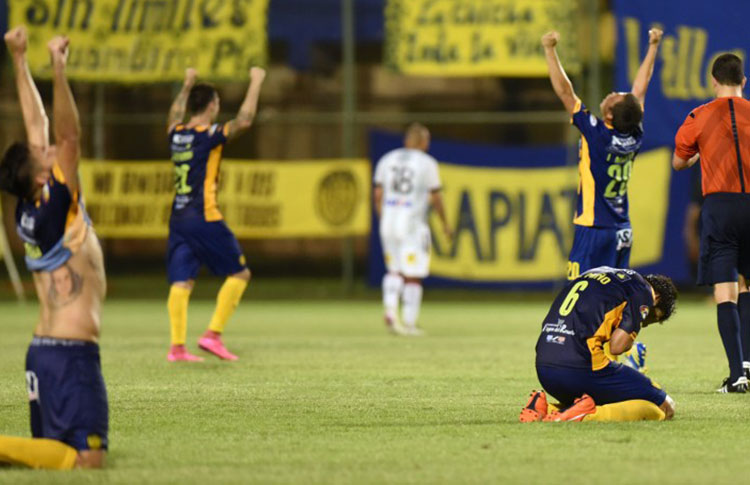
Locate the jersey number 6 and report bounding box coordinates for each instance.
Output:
[559,281,589,317]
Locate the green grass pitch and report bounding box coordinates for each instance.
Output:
[0,297,747,484]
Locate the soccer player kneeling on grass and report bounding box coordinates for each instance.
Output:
[0,28,108,468]
[520,267,678,423]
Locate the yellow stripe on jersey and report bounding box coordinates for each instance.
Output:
[204,145,224,221]
[573,135,595,227]
[586,301,627,371]
[569,98,582,124]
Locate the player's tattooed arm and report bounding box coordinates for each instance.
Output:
[226,67,266,140]
[167,68,198,134]
[47,264,83,307]
[4,26,49,151]
[49,35,81,195]
[631,28,663,106]
[541,31,579,114]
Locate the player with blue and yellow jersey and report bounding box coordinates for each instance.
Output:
[165,67,266,362]
[541,29,663,280]
[520,267,678,423]
[0,28,107,469]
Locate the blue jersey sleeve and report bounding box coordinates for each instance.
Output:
[619,281,655,337]
[571,100,607,142]
[207,123,229,148]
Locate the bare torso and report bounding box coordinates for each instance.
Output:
[31,228,106,342]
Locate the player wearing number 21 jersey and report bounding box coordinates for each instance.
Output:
[165,67,266,362]
[542,29,663,280]
[373,124,451,336]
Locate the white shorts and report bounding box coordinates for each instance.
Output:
[381,226,431,278]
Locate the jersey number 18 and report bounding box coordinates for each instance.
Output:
[390,166,415,194]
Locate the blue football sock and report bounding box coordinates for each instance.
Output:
[717,302,744,381]
[737,293,750,364]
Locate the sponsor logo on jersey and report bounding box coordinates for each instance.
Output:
[640,305,650,320]
[20,213,35,232]
[172,133,195,144]
[546,334,566,345]
[542,319,576,336]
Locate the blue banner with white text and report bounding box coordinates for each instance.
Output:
[612,0,748,286]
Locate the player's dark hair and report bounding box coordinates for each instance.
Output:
[187,83,218,114]
[611,93,643,135]
[0,142,34,199]
[644,274,678,322]
[711,53,744,86]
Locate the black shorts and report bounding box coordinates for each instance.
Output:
[698,193,750,286]
[25,337,109,451]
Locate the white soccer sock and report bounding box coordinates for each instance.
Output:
[401,283,423,328]
[382,273,404,319]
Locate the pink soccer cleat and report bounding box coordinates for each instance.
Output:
[198,334,238,361]
[167,345,204,362]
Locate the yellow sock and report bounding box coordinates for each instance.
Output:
[0,435,77,469]
[168,285,192,345]
[208,277,248,333]
[583,400,665,422]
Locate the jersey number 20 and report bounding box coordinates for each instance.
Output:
[604,154,634,198]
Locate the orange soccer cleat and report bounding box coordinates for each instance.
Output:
[519,390,548,423]
[543,394,596,422]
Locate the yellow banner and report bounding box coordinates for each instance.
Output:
[9,0,268,82]
[385,0,581,77]
[426,148,671,281]
[79,159,371,238]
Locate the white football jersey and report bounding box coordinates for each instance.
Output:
[373,148,442,239]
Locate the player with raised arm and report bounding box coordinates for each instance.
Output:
[520,267,678,422]
[165,66,266,362]
[373,124,452,336]
[542,28,662,372]
[543,28,662,280]
[0,27,108,469]
[673,53,750,393]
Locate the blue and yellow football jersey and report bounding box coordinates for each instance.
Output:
[571,100,643,229]
[168,123,229,222]
[15,164,88,272]
[535,266,654,371]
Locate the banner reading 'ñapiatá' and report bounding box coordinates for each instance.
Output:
[8,0,268,82]
[79,159,370,238]
[369,132,672,288]
[384,0,580,77]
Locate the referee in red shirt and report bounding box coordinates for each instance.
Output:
[674,53,750,393]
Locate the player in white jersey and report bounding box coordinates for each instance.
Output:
[373,124,451,335]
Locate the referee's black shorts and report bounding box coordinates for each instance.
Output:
[698,193,750,285]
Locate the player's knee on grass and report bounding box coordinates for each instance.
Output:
[403,276,422,284]
[76,449,105,469]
